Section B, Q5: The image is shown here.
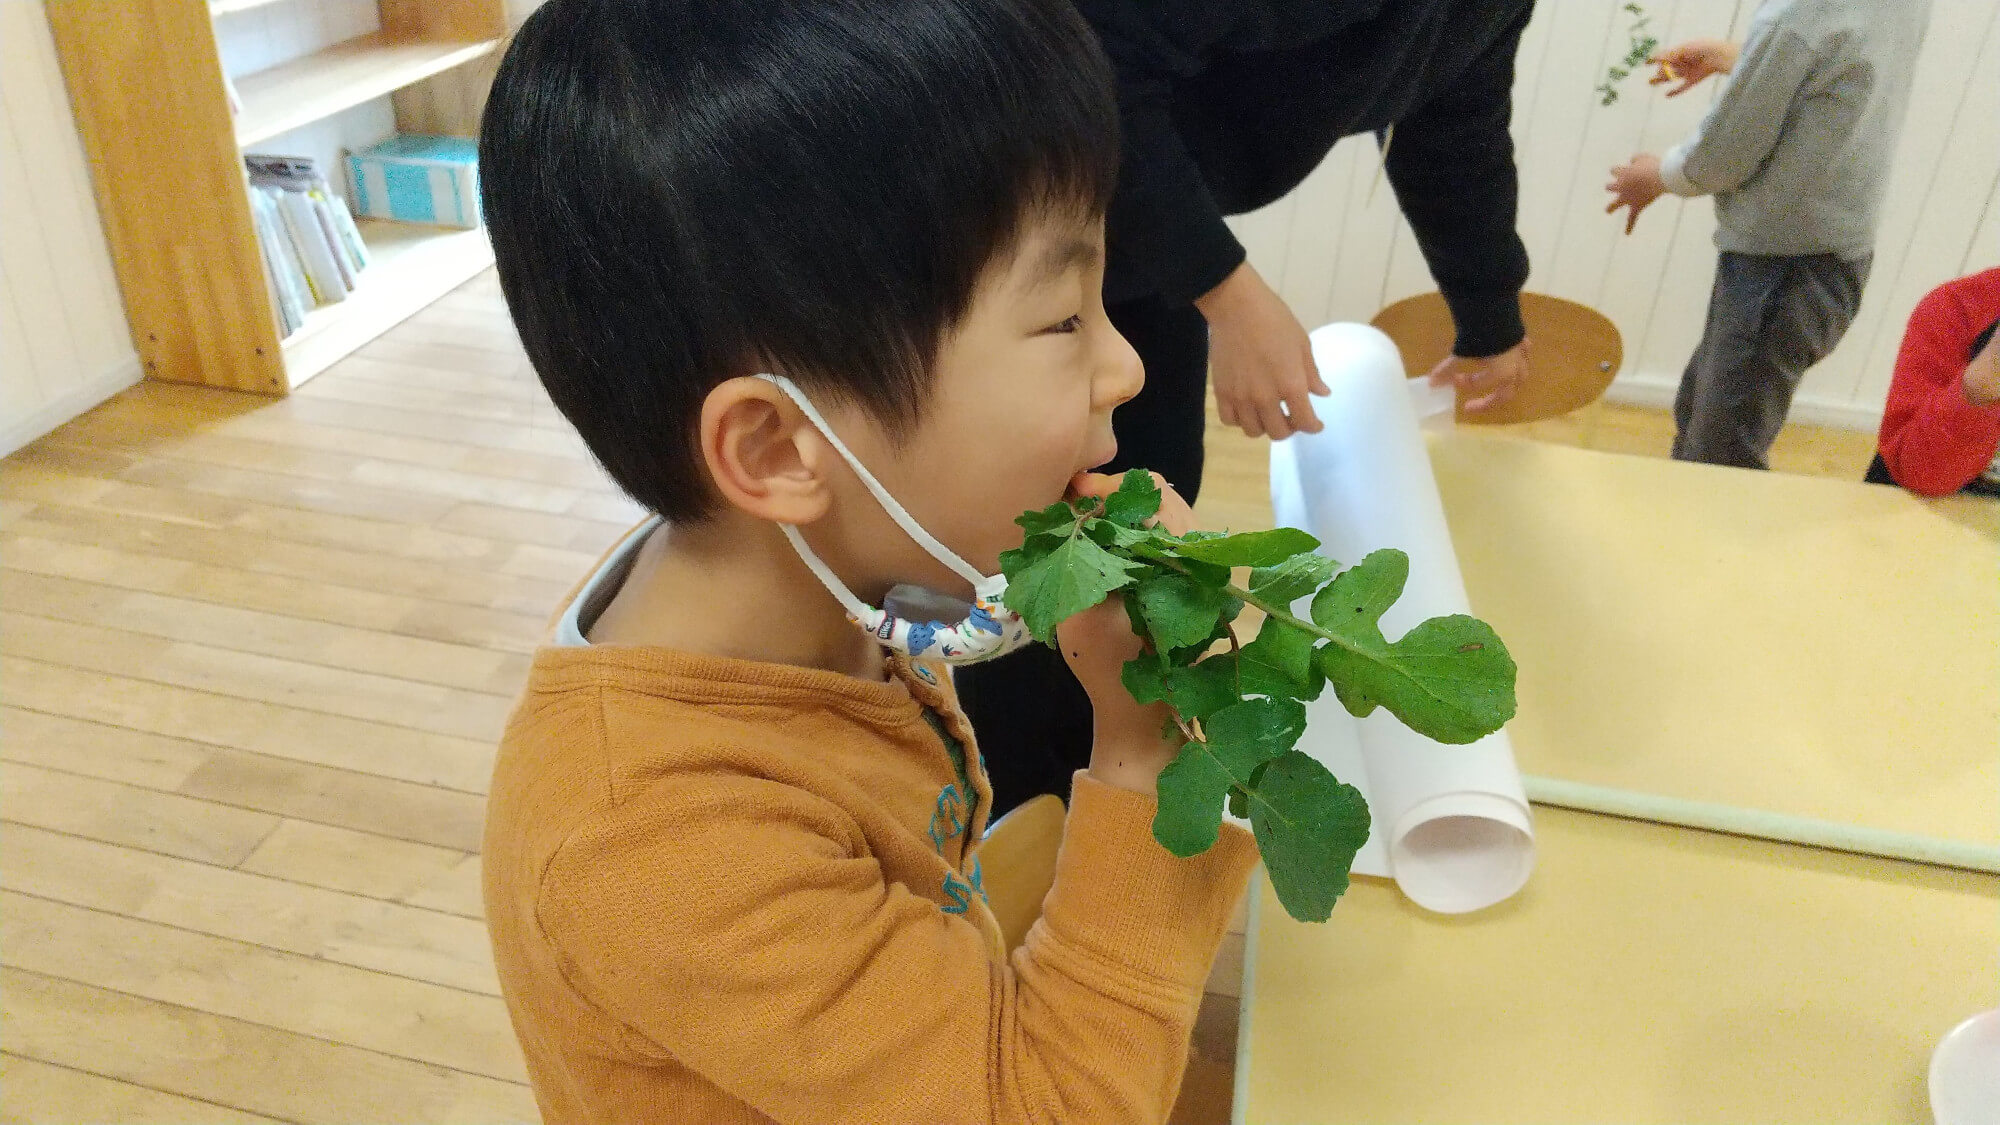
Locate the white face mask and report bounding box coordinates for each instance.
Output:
[753,374,1036,665]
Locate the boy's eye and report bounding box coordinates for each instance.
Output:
[1043,314,1084,335]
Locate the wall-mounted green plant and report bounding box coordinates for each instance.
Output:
[1596,2,1659,106]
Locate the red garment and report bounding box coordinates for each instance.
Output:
[1876,268,2000,497]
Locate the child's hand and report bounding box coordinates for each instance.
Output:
[1964,324,2000,407]
[1605,154,1666,235]
[1649,38,1738,96]
[1055,471,1195,795]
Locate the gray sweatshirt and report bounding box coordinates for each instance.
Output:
[1660,0,1931,261]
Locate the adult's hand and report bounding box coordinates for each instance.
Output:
[1427,337,1529,414]
[1195,262,1329,440]
[1605,153,1666,235]
[1648,38,1738,96]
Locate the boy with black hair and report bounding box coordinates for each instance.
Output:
[478,1,1255,1121]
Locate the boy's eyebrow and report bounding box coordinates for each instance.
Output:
[1020,237,1101,292]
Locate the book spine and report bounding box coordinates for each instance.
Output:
[309,193,358,290]
[276,188,347,305]
[315,177,372,271]
[250,189,309,331]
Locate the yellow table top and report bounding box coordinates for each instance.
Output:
[1429,433,1999,851]
[1238,807,2000,1123]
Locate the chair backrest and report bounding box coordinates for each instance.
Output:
[1370,292,1623,425]
[977,794,1066,951]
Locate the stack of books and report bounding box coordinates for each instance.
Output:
[245,154,370,338]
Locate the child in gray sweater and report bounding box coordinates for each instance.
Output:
[1605,0,1932,469]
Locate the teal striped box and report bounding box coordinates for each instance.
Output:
[346,135,481,229]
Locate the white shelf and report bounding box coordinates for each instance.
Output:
[281,219,495,387]
[234,32,499,147]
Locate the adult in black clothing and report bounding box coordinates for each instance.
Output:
[960,0,1539,816]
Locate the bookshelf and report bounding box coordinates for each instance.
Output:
[234,34,500,148]
[46,0,509,394]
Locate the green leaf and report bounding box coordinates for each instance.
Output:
[1237,615,1324,701]
[1014,500,1081,543]
[1153,743,1231,856]
[1172,527,1320,568]
[1101,468,1162,528]
[1204,697,1308,762]
[1306,548,1517,744]
[1001,532,1143,643]
[1135,571,1229,651]
[1175,556,1232,587]
[1316,614,1516,743]
[1121,657,1167,706]
[1122,589,1152,640]
[1247,751,1371,922]
[1309,548,1408,630]
[1161,658,1239,721]
[1248,553,1337,607]
[1226,786,1249,820]
[1150,700,1304,857]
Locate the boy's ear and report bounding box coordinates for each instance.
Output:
[698,376,836,525]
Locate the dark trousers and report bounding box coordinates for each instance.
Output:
[957,293,1210,816]
[1673,251,1870,469]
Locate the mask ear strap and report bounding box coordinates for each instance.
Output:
[777,524,876,622]
[754,373,988,589]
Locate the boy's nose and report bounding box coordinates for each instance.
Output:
[1095,325,1145,411]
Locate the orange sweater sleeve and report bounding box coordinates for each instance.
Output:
[534,770,1257,1123]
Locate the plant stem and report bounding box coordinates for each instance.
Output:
[1146,553,1368,659]
[1223,581,1360,652]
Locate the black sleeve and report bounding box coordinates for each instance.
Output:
[1081,0,1248,306]
[1383,6,1533,358]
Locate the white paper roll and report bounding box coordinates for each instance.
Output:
[1267,322,1535,914]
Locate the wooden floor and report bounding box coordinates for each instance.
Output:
[0,271,1879,1124]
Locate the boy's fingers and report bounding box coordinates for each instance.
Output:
[1066,471,1121,499]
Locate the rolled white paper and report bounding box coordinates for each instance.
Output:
[1266,322,1535,914]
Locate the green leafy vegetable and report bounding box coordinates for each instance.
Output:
[1249,553,1338,607]
[998,469,1518,922]
[1172,527,1321,568]
[1596,2,1659,106]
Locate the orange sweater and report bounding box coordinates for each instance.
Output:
[484,635,1258,1123]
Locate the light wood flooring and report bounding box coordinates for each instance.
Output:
[0,271,1878,1124]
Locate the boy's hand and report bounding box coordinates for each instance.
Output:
[1605,154,1666,235]
[1649,38,1738,96]
[1196,262,1330,441]
[1427,338,1530,413]
[1055,471,1195,796]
